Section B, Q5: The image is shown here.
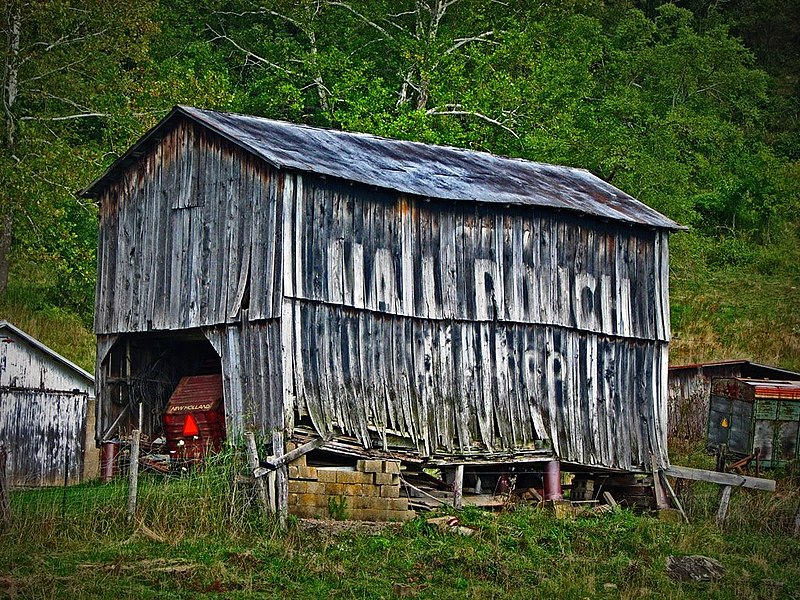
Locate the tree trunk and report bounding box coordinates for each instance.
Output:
[1,1,21,296]
[0,209,11,295]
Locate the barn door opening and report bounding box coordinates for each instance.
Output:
[98,330,222,445]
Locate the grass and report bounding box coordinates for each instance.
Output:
[0,279,96,373]
[3,448,800,600]
[669,235,800,372]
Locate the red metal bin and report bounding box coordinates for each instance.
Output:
[164,374,226,461]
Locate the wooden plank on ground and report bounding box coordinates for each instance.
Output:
[665,465,775,492]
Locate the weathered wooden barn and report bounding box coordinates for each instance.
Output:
[0,321,97,486]
[83,105,683,478]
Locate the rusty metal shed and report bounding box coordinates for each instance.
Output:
[83,105,683,479]
[708,378,800,468]
[668,360,800,441]
[0,321,97,486]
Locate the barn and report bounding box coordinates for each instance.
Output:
[0,321,97,486]
[83,106,683,490]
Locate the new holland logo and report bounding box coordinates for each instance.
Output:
[171,403,214,413]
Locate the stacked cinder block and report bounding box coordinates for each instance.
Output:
[287,456,414,521]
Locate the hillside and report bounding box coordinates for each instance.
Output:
[1,0,798,372]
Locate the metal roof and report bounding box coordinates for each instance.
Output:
[83,105,685,231]
[669,359,800,379]
[0,320,94,383]
[729,378,800,400]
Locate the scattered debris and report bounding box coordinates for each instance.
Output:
[665,556,725,582]
[426,516,477,537]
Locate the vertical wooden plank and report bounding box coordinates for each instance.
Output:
[454,205,468,321]
[281,173,296,300]
[294,175,306,299]
[453,465,464,509]
[272,431,288,529]
[246,432,271,515]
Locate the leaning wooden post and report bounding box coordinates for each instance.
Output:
[715,485,733,527]
[0,443,10,530]
[272,431,288,529]
[127,430,141,517]
[245,432,270,517]
[659,471,689,523]
[453,465,464,510]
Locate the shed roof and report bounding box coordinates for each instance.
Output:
[83,105,684,231]
[669,359,800,380]
[0,320,94,383]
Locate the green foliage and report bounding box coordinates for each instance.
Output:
[1,0,799,369]
[327,496,348,521]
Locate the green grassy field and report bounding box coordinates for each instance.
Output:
[2,446,799,600]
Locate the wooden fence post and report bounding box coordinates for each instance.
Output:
[0,443,10,530]
[715,485,733,527]
[272,431,287,529]
[127,430,140,517]
[245,432,270,516]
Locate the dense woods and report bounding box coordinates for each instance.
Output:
[1,0,798,370]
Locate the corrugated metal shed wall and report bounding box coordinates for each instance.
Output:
[1,330,93,393]
[96,119,670,469]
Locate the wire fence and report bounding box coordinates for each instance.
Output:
[6,447,276,543]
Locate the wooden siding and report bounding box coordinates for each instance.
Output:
[282,299,669,470]
[0,390,88,486]
[94,121,672,470]
[277,172,670,468]
[281,175,671,343]
[204,316,284,440]
[95,121,283,335]
[0,330,93,394]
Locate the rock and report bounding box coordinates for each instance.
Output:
[665,555,725,582]
[603,583,618,590]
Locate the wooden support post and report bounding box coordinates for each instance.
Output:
[272,431,287,529]
[245,432,270,517]
[659,471,689,524]
[127,430,140,517]
[544,460,563,500]
[716,485,733,527]
[0,443,10,530]
[651,454,670,510]
[453,465,464,510]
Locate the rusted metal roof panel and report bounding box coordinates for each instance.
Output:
[712,377,800,401]
[83,106,684,231]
